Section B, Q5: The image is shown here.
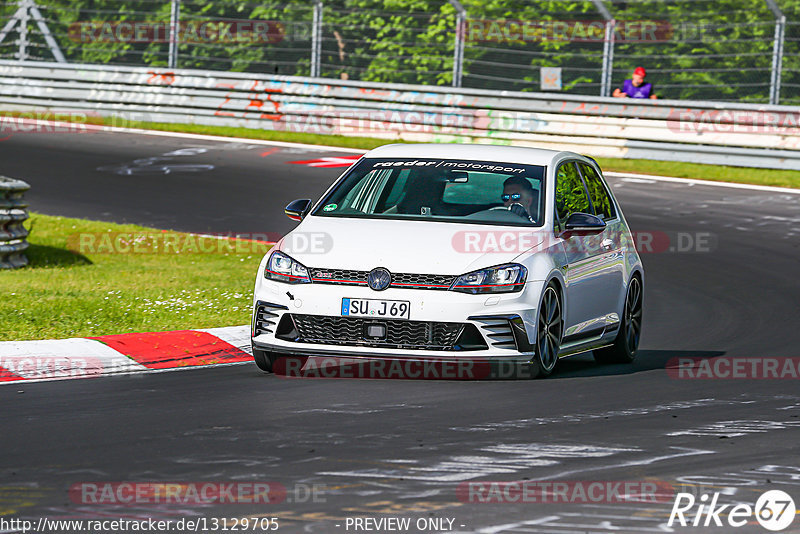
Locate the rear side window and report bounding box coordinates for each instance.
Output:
[555,162,591,221]
[580,163,616,220]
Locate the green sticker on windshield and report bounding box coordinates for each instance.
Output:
[323,203,337,212]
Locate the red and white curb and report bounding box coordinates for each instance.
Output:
[0,325,252,384]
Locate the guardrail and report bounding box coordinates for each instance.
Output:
[0,176,30,269]
[1,60,799,170]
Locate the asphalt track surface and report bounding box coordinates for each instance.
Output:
[1,130,800,534]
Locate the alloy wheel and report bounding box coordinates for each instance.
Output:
[536,286,562,373]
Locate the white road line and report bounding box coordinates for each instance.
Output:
[0,356,252,386]
[543,447,716,481]
[9,118,365,153]
[196,325,252,354]
[0,338,148,379]
[9,118,799,193]
[111,126,367,153]
[0,330,253,385]
[606,171,800,195]
[469,517,563,534]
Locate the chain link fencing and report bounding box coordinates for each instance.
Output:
[0,0,797,104]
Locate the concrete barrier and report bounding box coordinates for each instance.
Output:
[1,60,798,169]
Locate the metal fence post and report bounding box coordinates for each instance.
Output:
[17,0,29,61]
[764,0,786,105]
[601,21,616,97]
[29,0,65,62]
[449,0,466,88]
[168,0,180,69]
[0,0,65,62]
[311,0,323,77]
[0,176,30,269]
[771,16,785,105]
[592,0,615,97]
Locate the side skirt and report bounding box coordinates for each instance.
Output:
[557,322,620,358]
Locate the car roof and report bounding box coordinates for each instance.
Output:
[362,143,581,166]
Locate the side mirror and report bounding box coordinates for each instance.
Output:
[564,212,606,233]
[284,199,312,221]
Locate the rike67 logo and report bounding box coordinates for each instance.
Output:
[669,490,795,531]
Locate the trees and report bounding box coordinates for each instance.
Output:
[1,0,797,103]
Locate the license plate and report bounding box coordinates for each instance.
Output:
[341,298,410,320]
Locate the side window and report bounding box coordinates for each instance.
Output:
[343,169,392,212]
[340,171,377,210]
[555,162,592,222]
[580,163,616,220]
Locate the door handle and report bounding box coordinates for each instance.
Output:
[601,238,614,250]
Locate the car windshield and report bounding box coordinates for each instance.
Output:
[311,157,546,226]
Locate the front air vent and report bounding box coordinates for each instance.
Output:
[469,314,534,353]
[253,301,288,336]
[474,317,518,349]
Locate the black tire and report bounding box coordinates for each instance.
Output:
[531,283,563,378]
[252,347,278,373]
[594,275,642,364]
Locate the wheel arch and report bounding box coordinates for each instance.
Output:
[544,271,566,328]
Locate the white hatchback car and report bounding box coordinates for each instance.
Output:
[252,144,643,378]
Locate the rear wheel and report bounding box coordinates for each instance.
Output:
[531,284,563,378]
[594,276,642,364]
[252,347,278,373]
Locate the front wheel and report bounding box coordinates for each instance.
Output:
[252,347,278,373]
[594,276,642,364]
[531,284,563,378]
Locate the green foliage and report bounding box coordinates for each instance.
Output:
[1,0,798,102]
[0,213,267,341]
[555,162,591,219]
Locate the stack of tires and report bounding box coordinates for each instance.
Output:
[0,176,30,269]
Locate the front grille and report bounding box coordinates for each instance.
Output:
[307,268,455,290]
[392,272,454,289]
[307,268,367,286]
[287,314,464,350]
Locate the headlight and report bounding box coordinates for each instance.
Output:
[264,251,311,284]
[450,263,527,294]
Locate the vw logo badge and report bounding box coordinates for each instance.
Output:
[367,267,392,291]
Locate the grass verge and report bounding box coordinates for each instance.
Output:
[0,213,270,342]
[3,110,799,189]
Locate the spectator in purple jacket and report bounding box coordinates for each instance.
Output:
[613,67,657,99]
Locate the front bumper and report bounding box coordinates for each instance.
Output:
[251,278,545,362]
